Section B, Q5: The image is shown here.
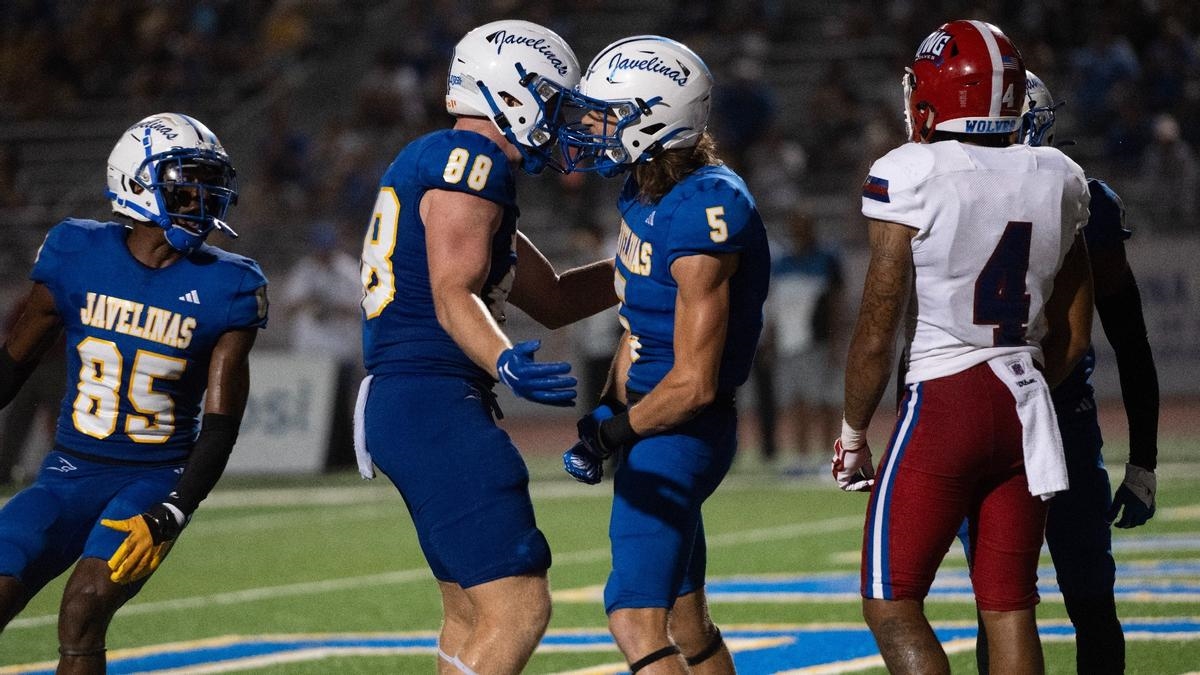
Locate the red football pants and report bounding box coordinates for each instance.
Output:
[861,362,1048,611]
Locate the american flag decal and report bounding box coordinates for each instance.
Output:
[1002,55,1020,70]
[863,175,890,203]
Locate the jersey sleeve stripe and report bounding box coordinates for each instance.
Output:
[863,176,891,203]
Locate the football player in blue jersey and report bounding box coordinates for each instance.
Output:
[0,113,267,674]
[355,20,617,675]
[963,71,1160,675]
[557,36,771,674]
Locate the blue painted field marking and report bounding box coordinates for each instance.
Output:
[702,559,1200,603]
[3,620,1199,675]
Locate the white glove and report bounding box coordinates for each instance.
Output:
[832,421,875,492]
[1106,463,1156,528]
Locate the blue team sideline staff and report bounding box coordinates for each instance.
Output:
[559,36,771,674]
[0,113,267,674]
[354,20,617,675]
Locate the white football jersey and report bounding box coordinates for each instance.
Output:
[862,141,1089,383]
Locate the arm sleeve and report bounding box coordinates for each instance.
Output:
[166,413,240,516]
[1095,273,1160,470]
[0,347,36,410]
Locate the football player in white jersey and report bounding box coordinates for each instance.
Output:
[834,21,1095,675]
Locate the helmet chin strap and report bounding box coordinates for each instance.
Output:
[597,162,627,178]
[162,223,206,255]
[476,74,551,175]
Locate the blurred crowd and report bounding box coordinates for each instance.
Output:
[1,0,1199,472]
[0,0,321,118]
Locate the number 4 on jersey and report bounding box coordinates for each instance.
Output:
[974,221,1032,346]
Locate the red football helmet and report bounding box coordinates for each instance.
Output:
[903,20,1026,143]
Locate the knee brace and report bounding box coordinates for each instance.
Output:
[630,644,680,673]
[686,629,725,667]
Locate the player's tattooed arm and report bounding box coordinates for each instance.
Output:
[509,231,617,329]
[1042,233,1094,388]
[843,219,915,431]
[1,282,62,409]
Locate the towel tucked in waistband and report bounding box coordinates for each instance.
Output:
[987,353,1068,500]
[352,374,376,480]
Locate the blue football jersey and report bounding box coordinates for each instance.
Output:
[31,219,268,463]
[1053,178,1131,413]
[361,129,518,381]
[613,165,770,395]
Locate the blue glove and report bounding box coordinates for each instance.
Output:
[563,442,604,484]
[1106,463,1156,529]
[496,340,577,406]
[563,404,617,484]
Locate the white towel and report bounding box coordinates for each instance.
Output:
[987,353,1068,500]
[352,374,376,480]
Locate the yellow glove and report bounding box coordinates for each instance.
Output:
[100,504,183,584]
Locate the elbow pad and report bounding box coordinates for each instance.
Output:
[0,347,36,410]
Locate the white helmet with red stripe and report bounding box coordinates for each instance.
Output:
[903,20,1026,142]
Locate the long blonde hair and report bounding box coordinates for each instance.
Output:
[631,131,722,203]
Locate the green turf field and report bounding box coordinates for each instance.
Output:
[2,451,1199,674]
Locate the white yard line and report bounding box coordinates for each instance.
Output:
[7,568,428,630]
[7,514,861,631]
[197,476,815,509]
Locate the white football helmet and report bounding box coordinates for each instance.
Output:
[557,36,713,174]
[446,20,581,173]
[106,113,238,254]
[1020,70,1059,147]
[1017,69,1056,145]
